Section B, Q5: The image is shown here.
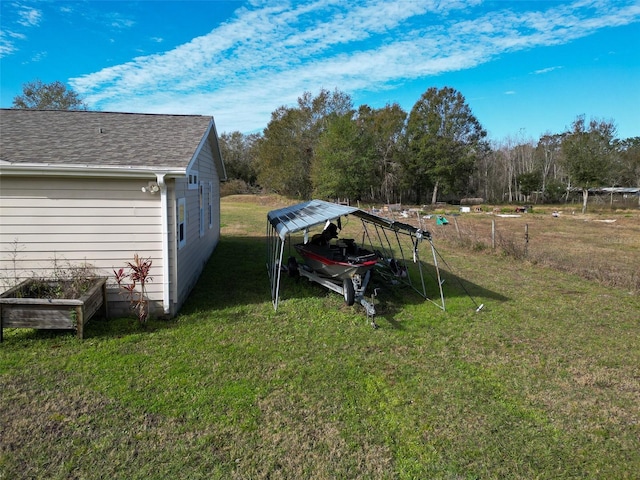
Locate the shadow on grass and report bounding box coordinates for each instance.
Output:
[180,235,509,317]
[4,235,509,341]
[179,236,319,314]
[85,315,178,339]
[3,236,509,341]
[1,314,177,343]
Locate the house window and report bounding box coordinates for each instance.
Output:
[177,198,186,249]
[208,182,213,229]
[188,170,199,190]
[199,183,205,237]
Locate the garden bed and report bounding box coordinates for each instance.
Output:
[0,277,108,341]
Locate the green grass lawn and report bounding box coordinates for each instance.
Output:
[2,196,639,479]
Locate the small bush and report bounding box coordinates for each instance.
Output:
[49,259,99,298]
[114,254,153,323]
[221,179,258,197]
[472,242,487,252]
[496,233,527,260]
[15,259,99,299]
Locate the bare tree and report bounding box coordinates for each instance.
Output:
[536,133,564,200]
[12,79,88,110]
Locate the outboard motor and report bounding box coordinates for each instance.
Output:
[287,256,299,278]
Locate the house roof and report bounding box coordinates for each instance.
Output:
[0,109,226,179]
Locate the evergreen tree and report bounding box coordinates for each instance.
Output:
[405,87,487,204]
[561,116,617,213]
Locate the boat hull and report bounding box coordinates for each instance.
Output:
[295,242,378,280]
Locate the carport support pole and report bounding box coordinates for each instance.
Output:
[430,241,446,311]
[273,239,286,311]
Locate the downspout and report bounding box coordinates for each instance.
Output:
[156,173,171,315]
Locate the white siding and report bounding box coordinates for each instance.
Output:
[0,176,165,317]
[172,138,221,313]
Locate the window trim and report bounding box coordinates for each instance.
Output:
[208,181,214,229]
[177,197,186,249]
[188,169,199,190]
[199,183,205,238]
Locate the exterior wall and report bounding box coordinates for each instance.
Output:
[0,176,165,317]
[172,136,221,314]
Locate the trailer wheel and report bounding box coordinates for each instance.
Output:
[343,278,355,306]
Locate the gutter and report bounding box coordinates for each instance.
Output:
[156,173,171,316]
[0,163,185,179]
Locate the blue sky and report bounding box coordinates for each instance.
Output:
[1,0,639,141]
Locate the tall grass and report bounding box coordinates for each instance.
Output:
[431,209,640,292]
[1,196,639,479]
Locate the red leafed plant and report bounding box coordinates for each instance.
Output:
[114,254,153,323]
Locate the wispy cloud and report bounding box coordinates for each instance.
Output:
[17,6,42,27]
[28,51,47,63]
[0,3,41,59]
[107,14,135,30]
[69,0,640,132]
[533,66,563,75]
[0,30,24,57]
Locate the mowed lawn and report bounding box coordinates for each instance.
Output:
[1,195,639,479]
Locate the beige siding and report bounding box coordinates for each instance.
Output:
[0,176,165,316]
[1,111,226,321]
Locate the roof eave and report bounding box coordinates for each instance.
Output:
[186,118,227,181]
[0,163,187,179]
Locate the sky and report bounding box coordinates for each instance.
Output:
[1,0,639,142]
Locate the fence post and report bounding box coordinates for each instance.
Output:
[525,223,529,256]
[491,219,496,250]
[453,216,461,240]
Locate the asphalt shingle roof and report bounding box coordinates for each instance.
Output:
[0,109,214,171]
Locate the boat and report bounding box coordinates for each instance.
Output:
[290,223,380,310]
[294,237,379,280]
[292,234,378,311]
[267,200,446,326]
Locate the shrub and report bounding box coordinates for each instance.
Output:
[114,254,153,323]
[221,179,256,197]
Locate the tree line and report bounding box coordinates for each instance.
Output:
[220,88,639,212]
[11,80,640,212]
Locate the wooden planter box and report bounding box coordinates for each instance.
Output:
[0,277,108,342]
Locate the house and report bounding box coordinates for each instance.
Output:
[0,109,227,318]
